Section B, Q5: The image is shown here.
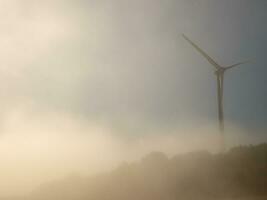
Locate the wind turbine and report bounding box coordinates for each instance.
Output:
[182,34,249,152]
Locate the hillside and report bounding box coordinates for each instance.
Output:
[13,143,267,200]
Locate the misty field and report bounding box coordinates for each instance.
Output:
[1,143,265,200]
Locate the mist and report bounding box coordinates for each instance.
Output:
[0,0,266,198]
[0,106,264,196]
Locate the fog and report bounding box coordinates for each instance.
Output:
[0,0,266,198]
[0,106,264,196]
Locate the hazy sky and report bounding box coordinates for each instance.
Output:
[1,0,266,131]
[0,0,266,196]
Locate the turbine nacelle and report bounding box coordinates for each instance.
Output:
[214,68,225,75]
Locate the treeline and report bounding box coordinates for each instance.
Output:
[28,143,267,200]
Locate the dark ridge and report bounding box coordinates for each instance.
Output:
[9,143,267,200]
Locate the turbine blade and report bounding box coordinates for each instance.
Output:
[182,34,220,69]
[224,60,250,70]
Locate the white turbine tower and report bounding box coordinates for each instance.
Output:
[182,34,249,152]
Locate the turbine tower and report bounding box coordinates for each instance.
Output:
[182,34,248,152]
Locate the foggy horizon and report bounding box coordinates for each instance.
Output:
[0,0,266,197]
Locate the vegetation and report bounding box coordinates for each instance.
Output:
[20,143,267,200]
